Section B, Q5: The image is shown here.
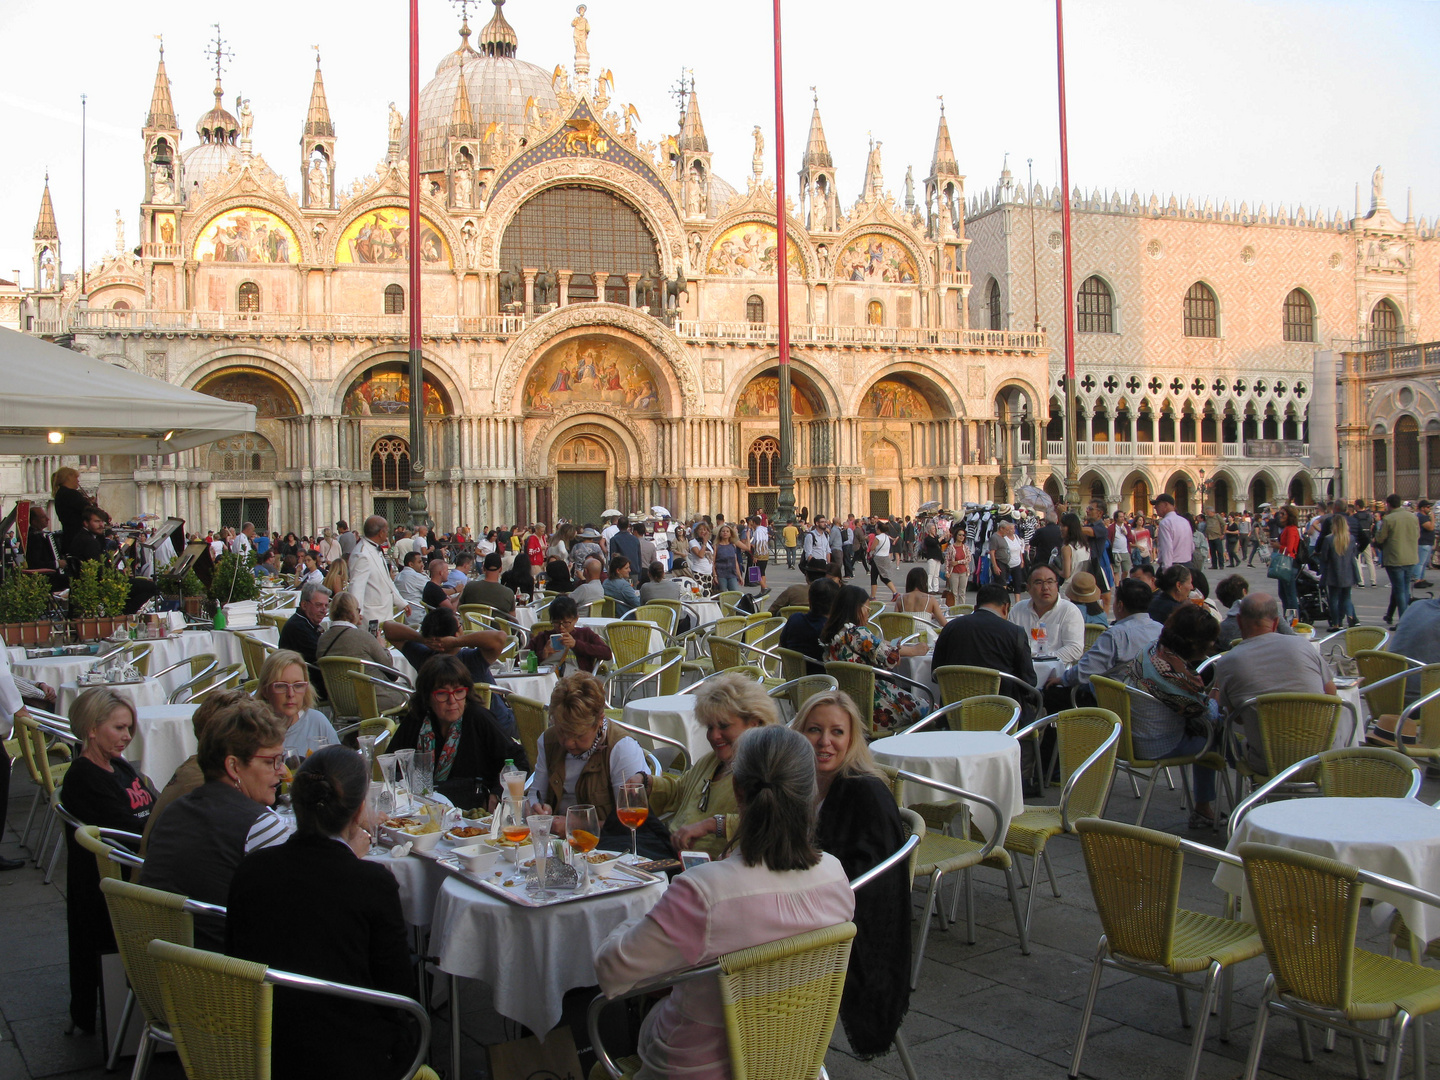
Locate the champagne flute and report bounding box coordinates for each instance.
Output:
[616,781,648,859]
[526,814,555,899]
[412,751,434,798]
[566,804,600,891]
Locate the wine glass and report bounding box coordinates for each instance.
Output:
[616,781,648,859]
[1029,625,1046,656]
[394,748,416,805]
[1284,607,1298,628]
[525,814,555,899]
[566,804,600,891]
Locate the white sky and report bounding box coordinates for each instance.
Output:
[2,0,1437,286]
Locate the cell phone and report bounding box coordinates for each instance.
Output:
[367,619,379,636]
[679,850,711,871]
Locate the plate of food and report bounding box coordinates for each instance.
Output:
[383,817,444,851]
[443,824,490,843]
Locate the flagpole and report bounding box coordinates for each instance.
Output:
[772,0,795,525]
[1056,0,1079,507]
[407,0,428,529]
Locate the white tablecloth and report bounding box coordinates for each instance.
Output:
[59,678,170,716]
[871,731,1025,839]
[622,694,709,761]
[1215,797,1440,943]
[492,670,558,705]
[371,849,451,929]
[511,606,541,630]
[11,651,103,688]
[430,872,665,1035]
[128,704,200,786]
[686,601,723,627]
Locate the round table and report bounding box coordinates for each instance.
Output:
[1216,797,1440,943]
[11,651,103,689]
[370,848,450,929]
[510,606,541,630]
[59,677,170,716]
[622,694,709,762]
[870,730,1025,839]
[128,704,200,787]
[491,669,559,706]
[430,872,665,1036]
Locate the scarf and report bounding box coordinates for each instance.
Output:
[1130,643,1209,724]
[418,712,464,782]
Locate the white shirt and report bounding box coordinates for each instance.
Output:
[231,533,252,555]
[1007,596,1086,664]
[602,524,620,545]
[210,539,225,559]
[873,531,892,558]
[753,524,769,552]
[346,539,407,627]
[301,568,325,588]
[528,731,648,817]
[0,653,25,739]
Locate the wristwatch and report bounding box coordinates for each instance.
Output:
[713,814,726,839]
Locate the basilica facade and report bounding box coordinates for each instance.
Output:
[7,1,1436,531]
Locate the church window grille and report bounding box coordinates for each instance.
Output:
[1282,289,1314,342]
[384,284,405,315]
[237,282,260,313]
[1183,282,1217,338]
[371,437,411,492]
[498,185,660,293]
[748,437,779,487]
[1076,276,1113,333]
[746,295,764,324]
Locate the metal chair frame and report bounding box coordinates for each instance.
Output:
[1228,746,1423,839]
[168,663,245,705]
[896,697,1022,737]
[605,715,690,774]
[600,647,687,708]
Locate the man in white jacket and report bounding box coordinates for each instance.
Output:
[346,516,409,629]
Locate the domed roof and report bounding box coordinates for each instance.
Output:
[182,140,237,204]
[412,3,559,174]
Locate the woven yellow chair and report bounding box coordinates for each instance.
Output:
[74,823,143,882]
[318,656,410,726]
[233,630,279,681]
[148,940,439,1080]
[599,645,687,708]
[710,615,750,641]
[711,590,743,614]
[603,622,661,670]
[1365,664,1440,752]
[1090,675,1232,828]
[580,595,617,619]
[1003,709,1122,932]
[777,646,813,682]
[873,612,917,641]
[1233,692,1343,791]
[933,664,999,704]
[1070,819,1264,1080]
[887,782,1030,988]
[1238,842,1440,1080]
[13,710,73,854]
[824,660,934,739]
[1228,746,1422,843]
[152,651,219,689]
[766,674,839,720]
[187,664,247,706]
[742,616,785,650]
[107,641,155,676]
[1082,622,1107,650]
[631,604,678,636]
[946,603,975,617]
[1355,649,1420,734]
[708,635,745,673]
[645,598,685,627]
[509,694,548,767]
[588,922,856,1080]
[456,602,496,625]
[778,605,809,617]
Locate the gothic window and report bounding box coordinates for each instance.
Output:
[745,295,764,324]
[1076,276,1113,333]
[987,277,1002,330]
[866,300,884,326]
[370,437,411,492]
[747,437,780,487]
[1370,298,1403,344]
[1282,288,1314,342]
[384,284,405,315]
[1183,282,1217,337]
[237,282,260,313]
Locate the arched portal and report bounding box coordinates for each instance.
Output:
[734,367,829,517]
[1120,471,1152,516]
[1165,472,1193,516]
[861,370,957,514]
[554,433,613,526]
[1250,474,1271,510]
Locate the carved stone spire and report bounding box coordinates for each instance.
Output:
[449,67,477,137]
[930,100,958,178]
[801,95,832,170]
[678,84,708,153]
[303,51,334,138]
[33,174,59,241]
[147,43,179,131]
[860,136,884,202]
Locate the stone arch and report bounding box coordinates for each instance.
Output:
[725,354,839,418]
[1162,468,1197,515]
[702,207,817,280]
[328,195,460,269]
[1120,468,1158,514]
[329,345,466,416]
[495,303,699,414]
[851,360,966,418]
[829,223,930,287]
[1078,469,1110,501]
[1287,471,1314,506]
[184,196,316,264]
[1205,467,1243,513]
[526,412,653,480]
[180,347,316,414]
[516,327,677,418]
[478,163,686,278]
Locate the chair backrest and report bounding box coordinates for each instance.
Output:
[1355,649,1414,719]
[100,878,195,1031]
[586,596,617,619]
[195,664,246,705]
[509,694,548,766]
[947,604,975,617]
[1239,841,1363,1011]
[1343,625,1389,657]
[1088,675,1137,762]
[716,922,857,1080]
[933,665,1001,706]
[149,939,273,1080]
[236,633,276,680]
[633,604,678,636]
[112,642,155,676]
[784,675,838,715]
[713,591,742,614]
[709,636,745,672]
[957,695,1021,733]
[777,647,811,683]
[607,622,658,669]
[654,647,685,697]
[457,603,496,623]
[1409,666,1440,754]
[1075,818,1183,967]
[743,617,784,646]
[895,806,925,880]
[317,656,366,720]
[1056,709,1123,821]
[1083,623,1107,650]
[1315,746,1420,798]
[75,824,132,882]
[873,612,915,641]
[19,715,69,796]
[712,616,749,641]
[824,662,877,735]
[779,606,809,617]
[1254,693,1341,781]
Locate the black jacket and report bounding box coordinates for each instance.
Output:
[931,608,1037,702]
[816,772,911,1058]
[779,612,828,672]
[390,703,527,809]
[227,833,416,1080]
[278,613,324,692]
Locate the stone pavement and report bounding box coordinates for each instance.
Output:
[1,547,1430,1080]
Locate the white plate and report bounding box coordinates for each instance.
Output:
[442,826,492,844]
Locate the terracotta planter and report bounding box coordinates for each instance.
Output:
[183,595,204,617]
[73,615,131,642]
[0,621,51,647]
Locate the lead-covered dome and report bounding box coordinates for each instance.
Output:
[182,83,240,203]
[412,1,559,173]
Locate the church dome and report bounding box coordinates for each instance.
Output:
[182,85,240,204]
[412,1,559,174]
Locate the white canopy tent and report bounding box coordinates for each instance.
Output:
[0,326,256,454]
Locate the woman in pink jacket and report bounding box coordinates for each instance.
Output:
[594,725,855,1080]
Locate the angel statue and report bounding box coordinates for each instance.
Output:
[751,126,764,178]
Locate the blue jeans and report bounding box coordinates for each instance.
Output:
[1160,732,1216,805]
[1387,564,1415,618]
[1276,575,1299,614]
[1416,546,1434,582]
[718,574,741,593]
[1327,586,1355,626]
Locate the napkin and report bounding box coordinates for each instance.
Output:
[388,841,413,858]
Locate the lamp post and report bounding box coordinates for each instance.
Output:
[406,0,428,530]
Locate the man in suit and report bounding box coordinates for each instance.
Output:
[931,584,1037,701]
[345,515,409,629]
[610,518,643,587]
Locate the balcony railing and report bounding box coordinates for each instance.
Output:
[65,308,526,337]
[672,320,1046,351]
[1358,341,1440,374]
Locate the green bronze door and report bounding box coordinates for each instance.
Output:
[557,471,606,527]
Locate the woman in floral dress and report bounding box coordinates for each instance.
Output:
[821,585,929,730]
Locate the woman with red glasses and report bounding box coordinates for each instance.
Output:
[390,653,528,810]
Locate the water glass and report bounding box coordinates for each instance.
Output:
[412,751,434,798]
[526,814,555,898]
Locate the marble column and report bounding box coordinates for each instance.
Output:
[523,268,537,318]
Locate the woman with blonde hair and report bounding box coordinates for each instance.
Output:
[322,554,349,597]
[527,671,647,830]
[645,672,778,857]
[50,465,89,554]
[791,689,910,1058]
[256,649,337,755]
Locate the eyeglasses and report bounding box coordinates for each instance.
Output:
[268,681,310,695]
[697,777,713,812]
[429,687,470,702]
[252,752,287,772]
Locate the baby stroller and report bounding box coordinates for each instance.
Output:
[1294,566,1326,626]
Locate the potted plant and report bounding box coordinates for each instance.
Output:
[208,550,260,608]
[0,571,56,646]
[70,561,133,640]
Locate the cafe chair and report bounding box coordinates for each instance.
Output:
[681,666,768,695]
[873,611,917,641]
[606,715,689,774]
[1238,842,1440,1080]
[1316,625,1390,662]
[1228,746,1422,839]
[1230,693,1347,795]
[104,641,155,676]
[778,605,809,618]
[233,631,280,682]
[148,940,440,1080]
[742,616,785,653]
[825,661,935,740]
[946,603,975,618]
[933,666,1047,785]
[319,657,411,727]
[1003,709,1122,932]
[886,779,1029,985]
[765,674,839,721]
[1090,675,1233,829]
[13,710,73,855]
[587,922,856,1080]
[776,646,817,683]
[507,694,547,767]
[171,663,246,707]
[892,698,1021,833]
[848,833,923,1080]
[626,603,678,636]
[1082,622,1107,651]
[1355,650,1425,738]
[152,651,217,690]
[1070,820,1264,1080]
[711,590,743,615]
[74,823,143,882]
[98,878,226,1078]
[1365,666,1440,751]
[579,596,617,620]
